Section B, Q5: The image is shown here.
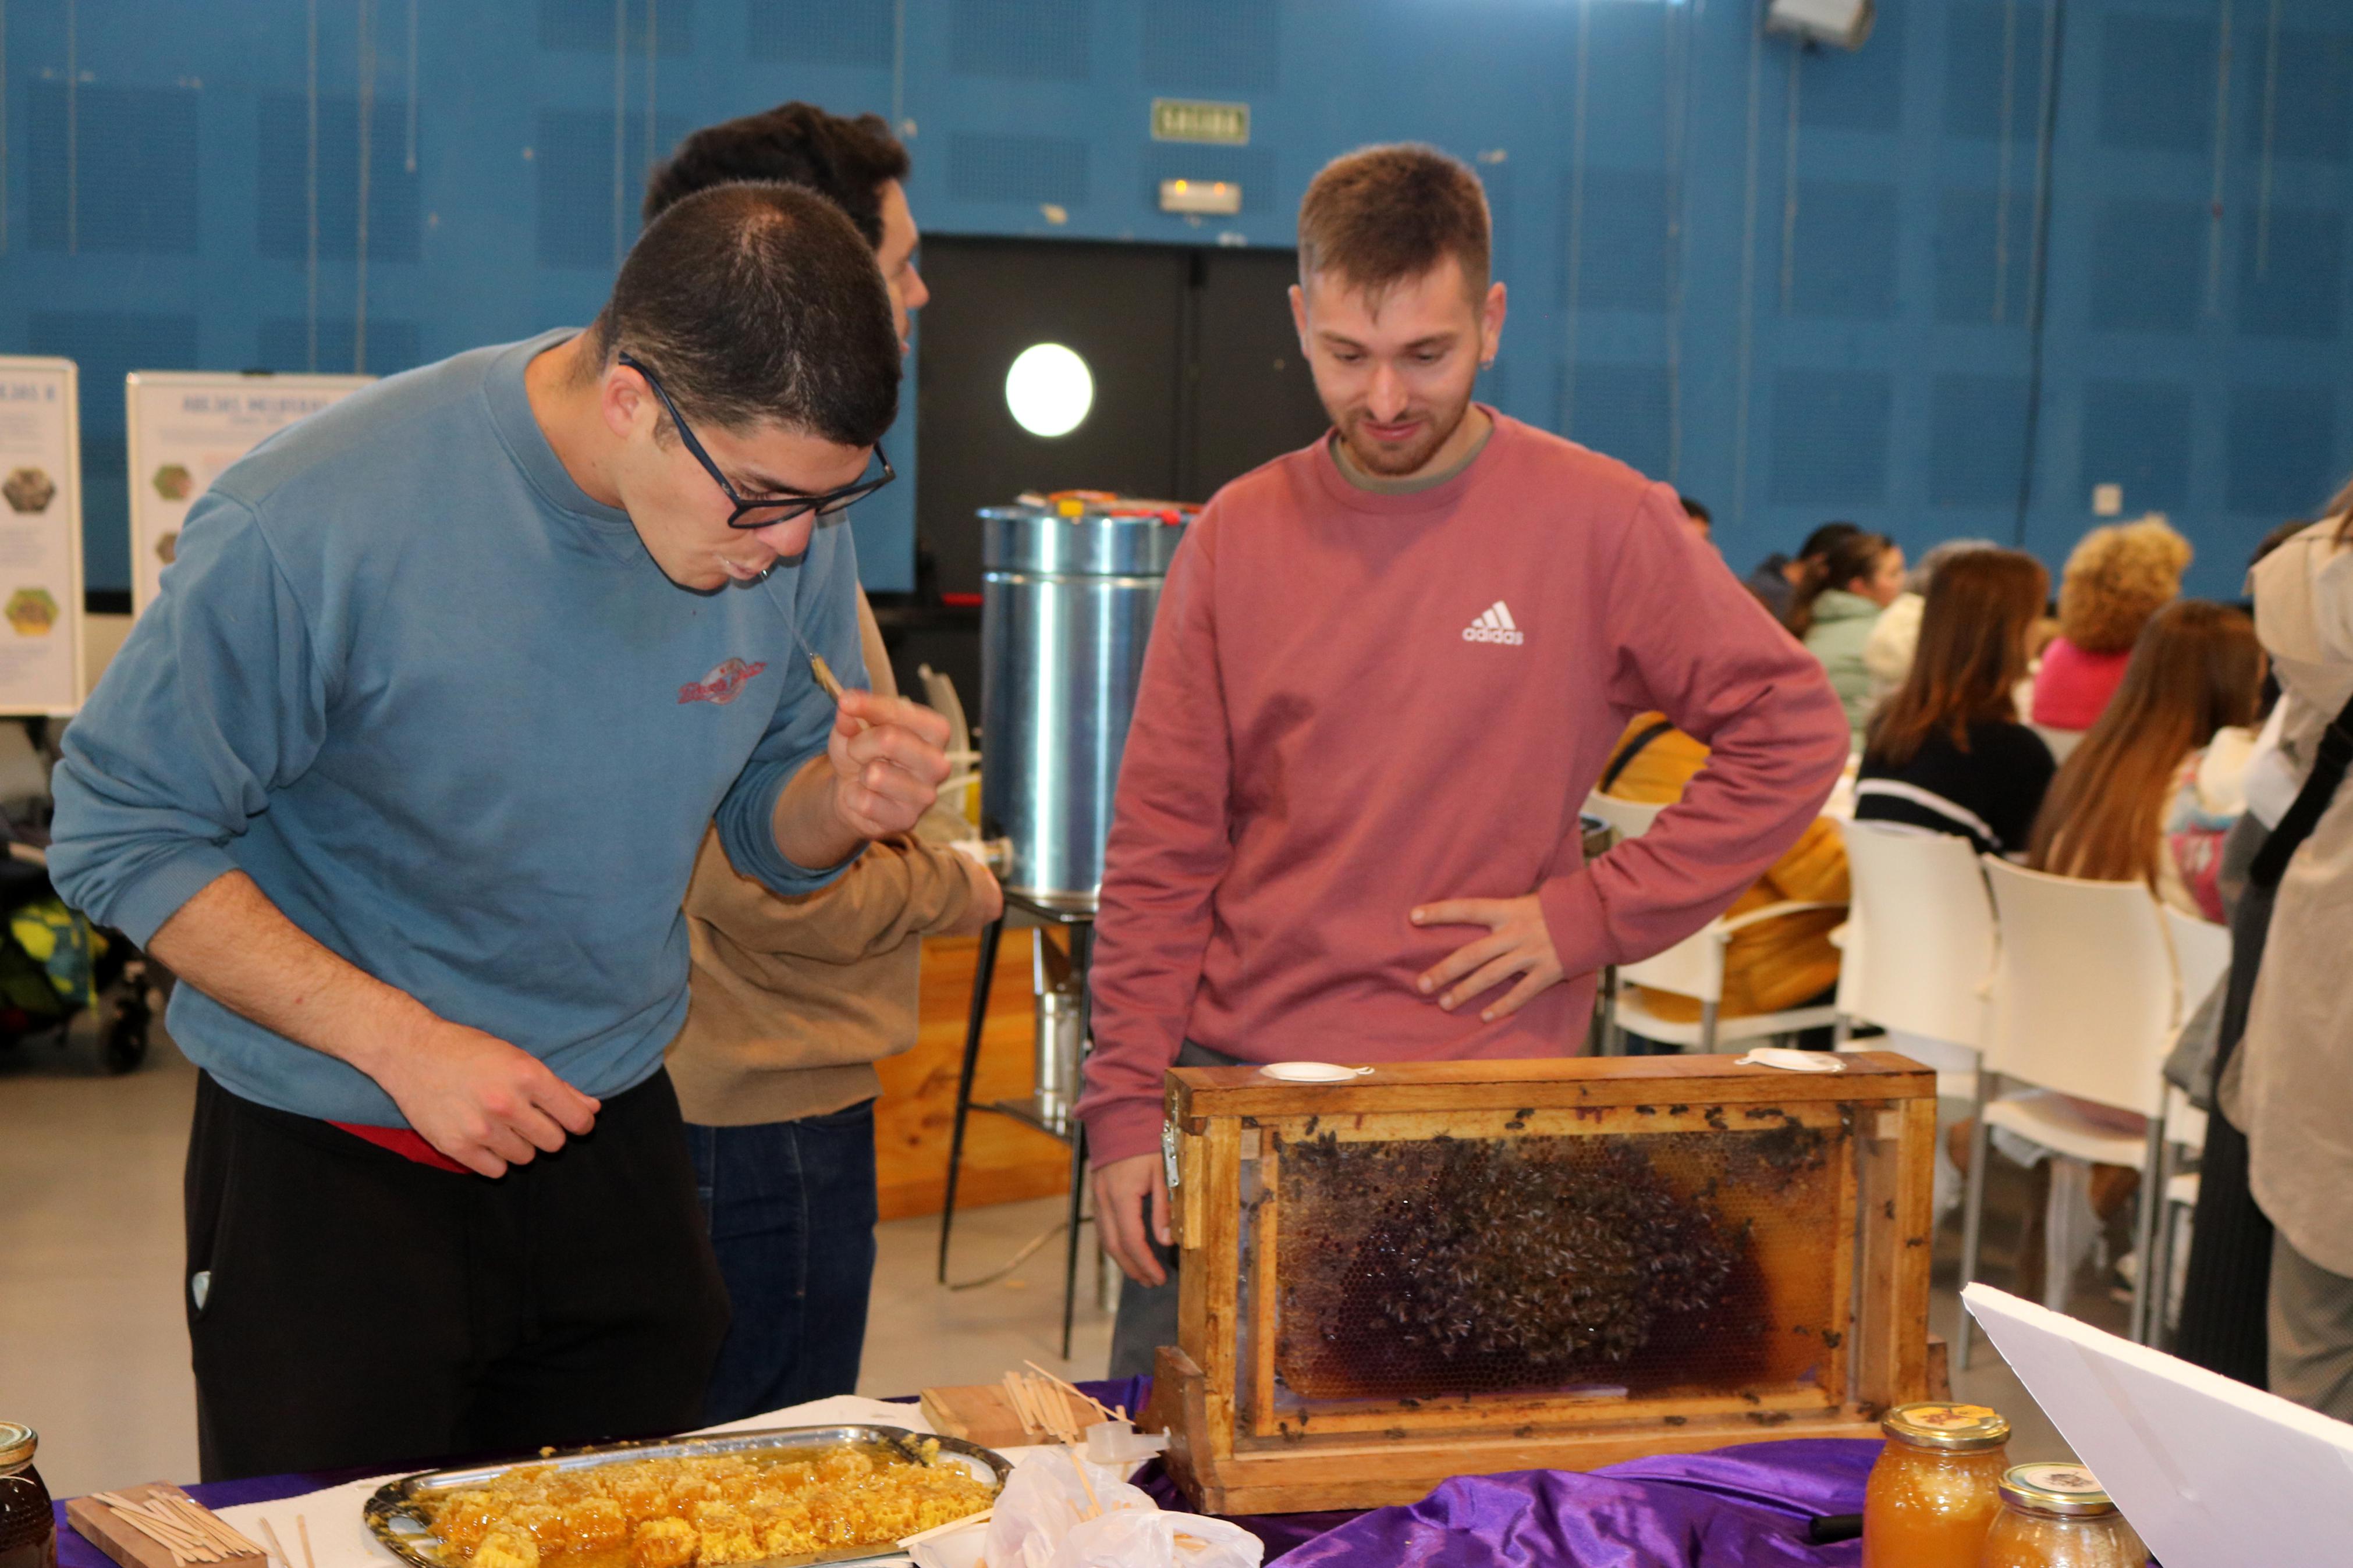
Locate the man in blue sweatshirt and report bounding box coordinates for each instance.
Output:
[47,182,951,1480]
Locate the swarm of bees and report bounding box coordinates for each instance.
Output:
[1280,1130,1756,1398]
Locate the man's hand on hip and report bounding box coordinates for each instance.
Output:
[828,689,953,838]
[1410,893,1566,1022]
[1092,1151,1172,1286]
[364,1021,601,1178]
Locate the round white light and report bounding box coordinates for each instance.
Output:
[1005,343,1094,438]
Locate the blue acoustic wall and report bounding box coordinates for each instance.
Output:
[2,0,2347,599]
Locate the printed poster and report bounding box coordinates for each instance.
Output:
[0,356,88,714]
[126,372,374,615]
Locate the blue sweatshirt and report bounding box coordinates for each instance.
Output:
[48,331,864,1125]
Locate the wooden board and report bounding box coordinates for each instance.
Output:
[919,1382,1117,1449]
[65,1484,266,1568]
[1854,1094,1938,1413]
[1158,1058,1941,1513]
[1155,1346,1879,1515]
[1169,1052,1935,1126]
[874,929,1071,1220]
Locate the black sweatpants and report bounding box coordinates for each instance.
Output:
[185,1068,730,1481]
[2175,816,2276,1388]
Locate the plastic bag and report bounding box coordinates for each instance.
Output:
[1048,1510,1262,1568]
[976,1450,1260,1568]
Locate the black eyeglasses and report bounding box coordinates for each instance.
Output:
[618,351,895,530]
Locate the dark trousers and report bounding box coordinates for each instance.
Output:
[186,1069,730,1481]
[1107,1041,1236,1380]
[2175,819,2277,1388]
[686,1100,879,1425]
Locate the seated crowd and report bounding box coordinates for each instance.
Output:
[1607,496,2353,1425]
[1611,508,2253,1019]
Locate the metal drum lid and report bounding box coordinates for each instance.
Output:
[979,506,1187,577]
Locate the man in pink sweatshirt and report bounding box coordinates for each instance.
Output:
[1078,145,1851,1376]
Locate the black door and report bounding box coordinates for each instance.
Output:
[915,237,1332,597]
[1186,247,1330,500]
[890,239,1331,706]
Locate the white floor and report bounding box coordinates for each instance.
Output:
[2,1022,2084,1501]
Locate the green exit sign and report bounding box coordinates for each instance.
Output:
[1151,98,1250,146]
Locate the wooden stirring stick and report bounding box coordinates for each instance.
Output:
[256,1517,293,1568]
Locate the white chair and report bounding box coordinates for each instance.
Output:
[1832,820,1997,1093]
[1831,820,2000,1219]
[2163,905,2232,1025]
[1957,861,2187,1366]
[1584,791,1846,1054]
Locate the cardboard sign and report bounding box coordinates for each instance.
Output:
[0,355,88,712]
[125,371,372,616]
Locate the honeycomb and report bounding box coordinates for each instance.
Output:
[1271,1116,1849,1406]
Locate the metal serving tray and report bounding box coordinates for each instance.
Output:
[364,1425,1010,1568]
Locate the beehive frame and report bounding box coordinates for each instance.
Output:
[1145,1054,1937,1515]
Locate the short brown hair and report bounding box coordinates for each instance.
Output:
[644,102,910,250]
[1297,144,1490,300]
[588,183,900,446]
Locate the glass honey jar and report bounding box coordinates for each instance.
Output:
[0,1424,55,1568]
[1861,1402,2013,1568]
[1980,1463,2148,1567]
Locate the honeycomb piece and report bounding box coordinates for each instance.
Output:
[430,1493,502,1555]
[556,1498,626,1551]
[629,1518,697,1568]
[469,1531,538,1568]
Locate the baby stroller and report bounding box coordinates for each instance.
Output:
[0,827,157,1073]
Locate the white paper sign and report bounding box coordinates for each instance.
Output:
[125,371,373,615]
[0,356,88,714]
[1965,1283,2353,1568]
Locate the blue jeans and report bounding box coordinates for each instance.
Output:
[686,1100,879,1425]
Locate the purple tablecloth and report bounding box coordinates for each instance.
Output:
[52,1379,1873,1568]
[1260,1439,1876,1566]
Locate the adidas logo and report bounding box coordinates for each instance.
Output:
[1462,600,1525,645]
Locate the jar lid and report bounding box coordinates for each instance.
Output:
[2000,1462,2117,1517]
[0,1423,35,1469]
[1881,1402,2011,1451]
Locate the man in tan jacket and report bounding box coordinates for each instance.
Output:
[654,104,1002,1422]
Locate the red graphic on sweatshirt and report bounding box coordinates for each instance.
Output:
[678,657,769,705]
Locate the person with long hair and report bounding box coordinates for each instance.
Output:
[1863,536,2001,709]
[1789,529,1905,746]
[1854,548,2057,855]
[2028,600,2265,912]
[2004,602,2263,1317]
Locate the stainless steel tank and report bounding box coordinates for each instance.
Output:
[979,503,1188,908]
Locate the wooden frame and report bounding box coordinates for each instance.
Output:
[1143,1054,1937,1515]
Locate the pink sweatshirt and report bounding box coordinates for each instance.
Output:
[1076,415,1852,1165]
[2029,636,2132,731]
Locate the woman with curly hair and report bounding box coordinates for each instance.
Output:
[2030,514,2193,757]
